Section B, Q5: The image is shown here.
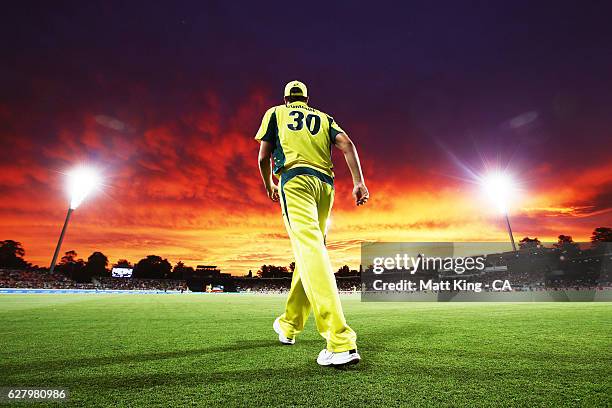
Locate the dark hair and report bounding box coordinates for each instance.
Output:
[285,95,308,103]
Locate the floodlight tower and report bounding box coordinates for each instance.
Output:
[503,211,517,252]
[49,167,101,274]
[482,172,517,251]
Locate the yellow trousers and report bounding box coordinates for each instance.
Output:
[276,167,357,352]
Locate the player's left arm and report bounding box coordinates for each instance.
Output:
[328,115,369,206]
[258,141,279,202]
[334,132,369,206]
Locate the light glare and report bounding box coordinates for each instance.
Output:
[68,167,101,209]
[481,171,515,214]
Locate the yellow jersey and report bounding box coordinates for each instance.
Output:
[255,101,345,177]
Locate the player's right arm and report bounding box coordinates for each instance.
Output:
[258,140,279,202]
[255,107,279,202]
[334,133,369,206]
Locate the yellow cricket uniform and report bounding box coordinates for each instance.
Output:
[255,101,357,352]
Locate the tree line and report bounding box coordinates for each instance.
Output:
[517,227,611,249]
[1,227,610,281]
[0,243,195,282]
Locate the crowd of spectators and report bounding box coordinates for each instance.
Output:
[0,269,188,291]
[97,277,188,291]
[2,266,609,293]
[234,277,360,293]
[236,278,291,293]
[336,277,360,292]
[0,269,95,289]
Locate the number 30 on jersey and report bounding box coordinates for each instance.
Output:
[287,110,321,135]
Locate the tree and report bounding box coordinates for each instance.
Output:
[553,235,580,258]
[257,264,291,278]
[289,262,296,272]
[335,265,350,276]
[57,250,86,281]
[60,250,78,265]
[555,235,573,245]
[115,259,132,268]
[591,227,612,243]
[519,237,541,250]
[171,261,194,280]
[0,240,28,269]
[554,235,579,249]
[133,255,172,279]
[85,252,109,278]
[336,265,359,277]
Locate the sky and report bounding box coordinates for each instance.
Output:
[1,1,611,274]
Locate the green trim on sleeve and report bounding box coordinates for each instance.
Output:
[261,110,278,145]
[328,115,341,143]
[272,120,285,174]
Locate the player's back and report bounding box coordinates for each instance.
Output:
[256,101,345,177]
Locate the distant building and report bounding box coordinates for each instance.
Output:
[195,265,231,279]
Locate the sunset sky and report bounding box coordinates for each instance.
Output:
[1,2,611,274]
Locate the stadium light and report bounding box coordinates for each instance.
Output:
[68,167,101,209]
[49,167,101,274]
[480,171,518,251]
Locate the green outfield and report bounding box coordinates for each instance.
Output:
[0,295,610,407]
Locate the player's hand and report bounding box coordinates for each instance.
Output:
[352,182,369,206]
[267,184,280,202]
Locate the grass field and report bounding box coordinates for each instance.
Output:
[0,294,610,407]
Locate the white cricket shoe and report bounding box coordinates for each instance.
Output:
[317,348,361,367]
[273,317,295,345]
